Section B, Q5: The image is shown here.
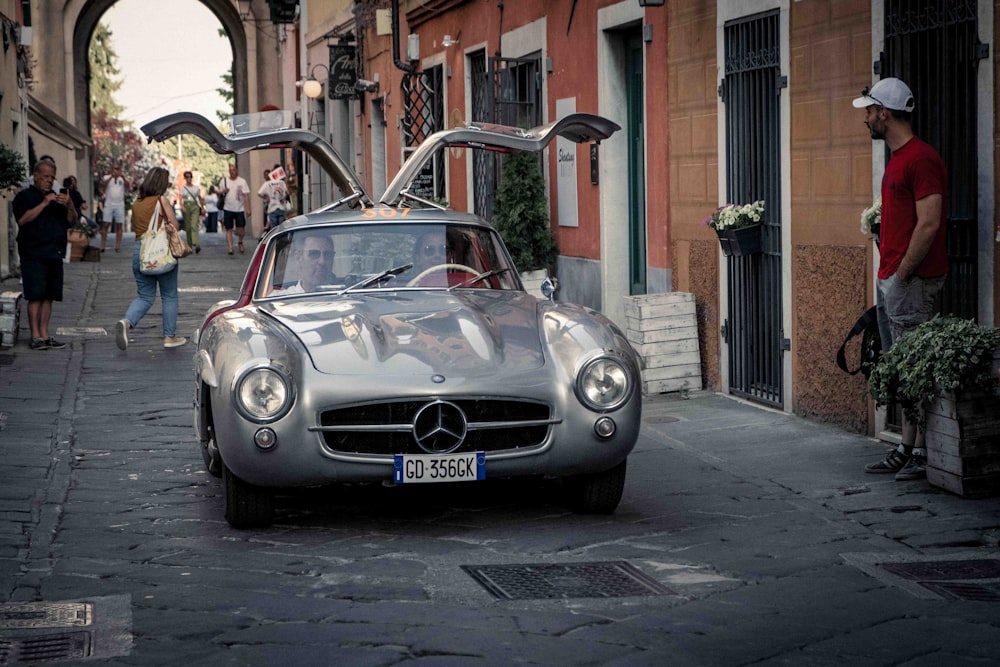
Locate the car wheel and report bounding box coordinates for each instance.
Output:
[563,459,627,514]
[223,463,274,529]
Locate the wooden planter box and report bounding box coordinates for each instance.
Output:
[67,229,89,262]
[924,387,1000,498]
[624,292,703,395]
[715,224,762,257]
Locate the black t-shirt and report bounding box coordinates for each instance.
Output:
[12,186,70,260]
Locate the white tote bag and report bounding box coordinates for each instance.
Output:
[138,202,177,275]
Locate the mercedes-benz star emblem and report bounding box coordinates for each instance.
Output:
[412,400,468,454]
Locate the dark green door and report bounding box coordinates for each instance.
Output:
[626,35,646,295]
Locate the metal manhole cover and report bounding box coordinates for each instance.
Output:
[918,581,1000,601]
[0,631,92,664]
[0,602,92,629]
[879,559,1000,581]
[461,561,675,600]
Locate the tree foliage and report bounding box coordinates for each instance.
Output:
[216,29,234,124]
[491,151,557,273]
[90,110,154,199]
[157,134,231,191]
[89,22,125,117]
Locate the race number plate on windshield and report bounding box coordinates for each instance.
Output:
[393,452,485,484]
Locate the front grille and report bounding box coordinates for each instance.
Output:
[319,398,552,455]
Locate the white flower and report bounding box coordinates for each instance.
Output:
[704,200,766,231]
[861,198,881,235]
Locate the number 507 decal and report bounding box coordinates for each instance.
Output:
[361,207,412,219]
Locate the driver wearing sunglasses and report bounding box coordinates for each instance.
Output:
[278,232,339,294]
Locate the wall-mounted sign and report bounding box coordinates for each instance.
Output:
[328,45,357,100]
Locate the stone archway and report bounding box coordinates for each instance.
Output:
[71,0,251,134]
[61,0,282,232]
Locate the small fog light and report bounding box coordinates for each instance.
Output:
[254,427,278,450]
[594,417,616,439]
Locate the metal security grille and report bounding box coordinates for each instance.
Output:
[471,54,542,221]
[470,50,491,218]
[401,65,445,201]
[883,0,982,321]
[721,11,784,408]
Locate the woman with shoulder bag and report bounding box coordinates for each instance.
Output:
[115,166,187,351]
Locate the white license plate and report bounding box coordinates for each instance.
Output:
[393,452,485,484]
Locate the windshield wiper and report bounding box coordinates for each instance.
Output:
[337,264,413,295]
[447,267,512,291]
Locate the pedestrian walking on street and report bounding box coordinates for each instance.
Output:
[179,171,204,253]
[852,77,948,481]
[100,162,130,253]
[218,163,251,255]
[115,166,187,351]
[12,157,78,350]
[257,166,289,232]
[204,186,219,233]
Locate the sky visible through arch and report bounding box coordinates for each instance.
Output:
[102,0,232,132]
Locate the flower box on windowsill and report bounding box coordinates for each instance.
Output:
[715,224,763,257]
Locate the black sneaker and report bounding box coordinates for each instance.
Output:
[895,454,927,481]
[28,337,49,350]
[865,448,909,474]
[46,337,67,349]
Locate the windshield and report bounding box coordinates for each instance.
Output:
[257,223,521,299]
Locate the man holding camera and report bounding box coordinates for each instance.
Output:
[12,157,78,350]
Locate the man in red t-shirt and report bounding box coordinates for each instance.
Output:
[852,77,948,481]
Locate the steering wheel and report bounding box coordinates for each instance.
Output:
[407,263,478,287]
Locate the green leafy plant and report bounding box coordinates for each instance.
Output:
[69,218,96,238]
[492,151,557,273]
[0,144,27,191]
[868,316,1000,426]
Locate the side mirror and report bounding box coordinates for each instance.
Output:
[540,277,559,301]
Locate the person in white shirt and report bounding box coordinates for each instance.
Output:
[217,163,251,254]
[100,163,130,253]
[257,167,289,232]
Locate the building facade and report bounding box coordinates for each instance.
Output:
[14,0,1000,439]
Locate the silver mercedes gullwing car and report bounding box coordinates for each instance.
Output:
[141,111,642,529]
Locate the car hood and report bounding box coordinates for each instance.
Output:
[257,291,545,377]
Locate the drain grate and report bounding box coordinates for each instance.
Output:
[879,559,1000,581]
[918,581,1000,602]
[461,561,675,600]
[0,602,92,629]
[0,631,92,664]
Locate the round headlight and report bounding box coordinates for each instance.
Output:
[576,356,631,411]
[235,367,291,422]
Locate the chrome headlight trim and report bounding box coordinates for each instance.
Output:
[232,362,294,423]
[574,354,632,412]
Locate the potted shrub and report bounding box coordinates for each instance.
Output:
[492,150,558,292]
[0,144,27,193]
[868,316,1000,496]
[702,200,765,257]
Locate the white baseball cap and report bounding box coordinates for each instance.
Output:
[852,78,914,112]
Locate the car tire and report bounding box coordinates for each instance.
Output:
[223,463,274,529]
[563,459,627,514]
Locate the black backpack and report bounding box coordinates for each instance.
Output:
[836,306,882,379]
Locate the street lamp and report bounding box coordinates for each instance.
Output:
[299,64,329,99]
